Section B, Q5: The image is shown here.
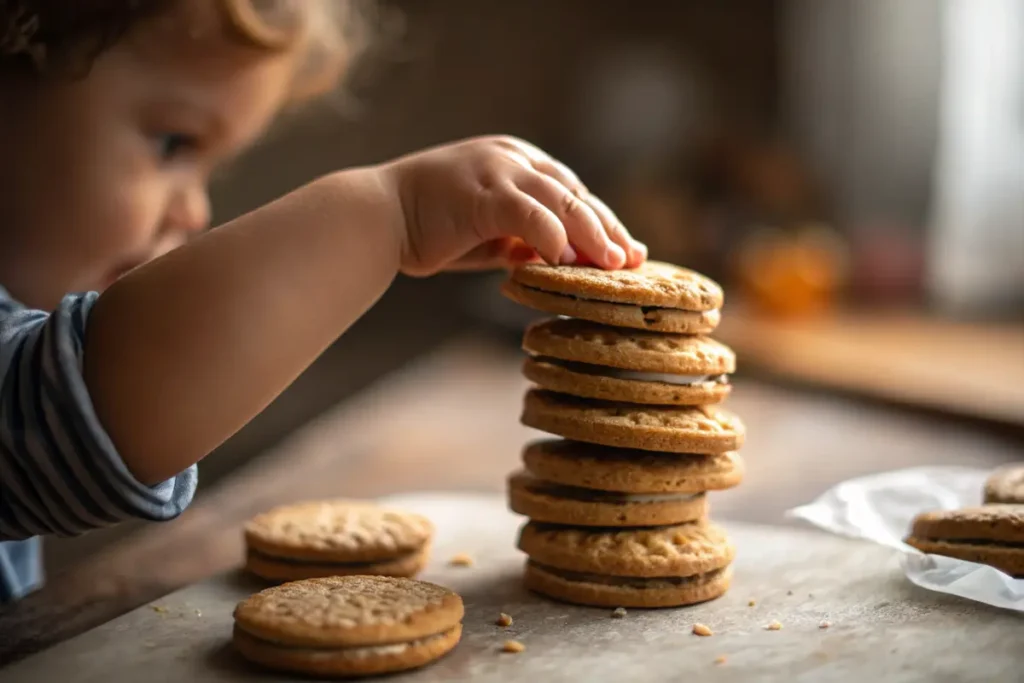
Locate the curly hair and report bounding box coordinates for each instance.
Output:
[0,0,371,102]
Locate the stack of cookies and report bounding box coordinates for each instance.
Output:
[501,261,746,608]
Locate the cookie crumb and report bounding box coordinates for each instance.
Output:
[714,655,727,665]
[747,599,756,607]
[194,609,202,617]
[611,607,627,619]
[819,620,831,629]
[151,605,168,614]
[502,640,525,654]
[808,593,814,599]
[786,590,793,596]
[766,620,783,631]
[449,553,474,567]
[692,623,713,637]
[496,613,513,627]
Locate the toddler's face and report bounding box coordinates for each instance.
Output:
[0,12,295,309]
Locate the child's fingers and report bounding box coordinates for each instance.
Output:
[443,238,542,272]
[582,193,648,268]
[512,172,625,269]
[485,188,571,266]
[501,139,639,270]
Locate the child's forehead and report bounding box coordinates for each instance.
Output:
[125,0,287,75]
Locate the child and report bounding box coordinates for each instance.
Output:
[0,0,647,601]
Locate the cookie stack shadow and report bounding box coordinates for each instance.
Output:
[502,261,746,608]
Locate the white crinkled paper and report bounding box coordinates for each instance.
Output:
[787,466,1024,612]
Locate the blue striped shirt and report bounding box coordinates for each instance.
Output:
[0,286,197,601]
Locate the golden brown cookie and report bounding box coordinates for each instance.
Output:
[522,439,744,493]
[905,505,1024,577]
[984,465,1024,504]
[233,576,464,677]
[523,357,731,405]
[244,500,433,581]
[521,389,744,454]
[518,520,734,576]
[501,261,723,333]
[507,470,708,527]
[520,318,734,405]
[517,521,734,607]
[523,560,732,608]
[244,547,429,583]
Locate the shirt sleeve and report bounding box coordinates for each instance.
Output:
[0,291,197,540]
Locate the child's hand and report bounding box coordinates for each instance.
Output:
[383,136,647,276]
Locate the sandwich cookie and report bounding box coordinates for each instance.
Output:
[233,576,463,677]
[984,464,1024,504]
[501,261,722,334]
[905,506,1024,577]
[517,521,734,607]
[508,470,708,527]
[522,439,744,494]
[522,317,734,405]
[244,500,433,582]
[521,389,744,454]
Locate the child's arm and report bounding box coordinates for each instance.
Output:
[77,136,643,485]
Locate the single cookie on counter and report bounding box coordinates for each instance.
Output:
[501,261,722,334]
[244,500,433,582]
[521,389,744,454]
[233,576,463,677]
[522,439,744,494]
[507,469,708,527]
[984,464,1024,504]
[905,506,1024,577]
[517,520,735,607]
[521,317,734,405]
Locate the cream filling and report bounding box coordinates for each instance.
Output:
[524,477,703,504]
[246,548,418,567]
[534,356,728,386]
[236,625,451,658]
[530,560,723,588]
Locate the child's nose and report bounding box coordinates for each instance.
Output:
[168,185,211,235]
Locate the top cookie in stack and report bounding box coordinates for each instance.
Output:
[501,261,745,609]
[501,260,723,334]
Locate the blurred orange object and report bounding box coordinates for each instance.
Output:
[734,225,847,318]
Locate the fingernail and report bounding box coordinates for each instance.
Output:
[607,243,627,268]
[632,239,648,260]
[559,244,577,265]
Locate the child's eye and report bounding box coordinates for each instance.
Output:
[153,133,197,161]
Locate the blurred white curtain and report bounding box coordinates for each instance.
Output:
[928,0,1024,314]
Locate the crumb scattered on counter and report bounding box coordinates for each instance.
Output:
[496,613,513,627]
[448,553,474,567]
[194,609,202,617]
[786,590,793,596]
[747,599,756,607]
[819,620,831,629]
[502,640,525,654]
[692,623,713,637]
[766,620,783,631]
[151,605,168,614]
[714,655,727,665]
[611,607,627,619]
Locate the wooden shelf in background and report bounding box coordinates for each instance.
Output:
[716,309,1024,429]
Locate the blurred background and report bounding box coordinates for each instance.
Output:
[44,0,1023,569]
